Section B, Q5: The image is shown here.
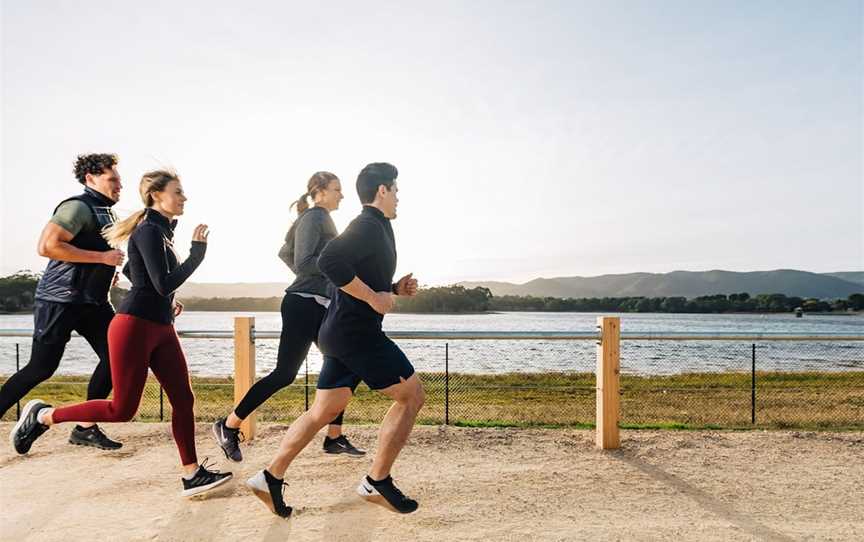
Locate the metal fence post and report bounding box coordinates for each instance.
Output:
[751,343,756,425]
[304,356,309,411]
[445,342,449,426]
[16,343,20,420]
[159,386,164,421]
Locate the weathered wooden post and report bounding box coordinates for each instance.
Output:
[596,316,620,449]
[234,316,256,440]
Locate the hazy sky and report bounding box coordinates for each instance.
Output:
[2,1,861,285]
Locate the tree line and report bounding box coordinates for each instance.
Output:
[1,271,862,314]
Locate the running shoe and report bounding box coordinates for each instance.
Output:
[181,459,233,497]
[357,475,419,514]
[246,469,292,518]
[10,399,51,455]
[69,424,123,450]
[323,435,366,457]
[212,418,243,462]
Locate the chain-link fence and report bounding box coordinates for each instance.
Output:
[620,340,863,428]
[1,334,862,429]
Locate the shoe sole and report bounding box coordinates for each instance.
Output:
[246,478,292,518]
[324,449,366,457]
[211,422,242,463]
[181,473,233,497]
[360,493,401,513]
[68,438,122,451]
[9,399,44,454]
[356,483,418,514]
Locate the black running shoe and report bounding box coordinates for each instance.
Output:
[181,459,233,497]
[69,425,123,450]
[212,418,243,462]
[10,399,51,455]
[357,475,419,514]
[324,435,366,457]
[246,469,293,518]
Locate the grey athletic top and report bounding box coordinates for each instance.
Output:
[279,207,338,298]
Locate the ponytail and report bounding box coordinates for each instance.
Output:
[101,169,179,247]
[290,171,338,216]
[291,192,310,214]
[102,209,147,248]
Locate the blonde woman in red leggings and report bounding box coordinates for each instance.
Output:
[11,170,233,497]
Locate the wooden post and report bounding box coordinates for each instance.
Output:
[234,316,256,440]
[596,316,620,449]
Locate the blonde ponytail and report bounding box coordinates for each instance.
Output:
[101,169,180,247]
[102,209,147,247]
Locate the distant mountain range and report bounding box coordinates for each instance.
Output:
[458,270,864,299]
[117,270,862,300]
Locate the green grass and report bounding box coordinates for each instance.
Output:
[2,371,862,430]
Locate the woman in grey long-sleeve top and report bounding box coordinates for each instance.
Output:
[212,172,366,462]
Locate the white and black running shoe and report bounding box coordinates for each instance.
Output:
[181,459,233,497]
[246,469,292,518]
[69,425,122,450]
[323,435,366,457]
[212,418,243,462]
[357,475,419,514]
[10,399,51,455]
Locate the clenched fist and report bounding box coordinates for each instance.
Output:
[102,249,125,267]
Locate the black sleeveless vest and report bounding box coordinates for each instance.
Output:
[34,187,119,305]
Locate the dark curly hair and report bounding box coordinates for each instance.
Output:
[73,154,118,185]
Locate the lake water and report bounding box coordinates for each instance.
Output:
[1,312,861,377]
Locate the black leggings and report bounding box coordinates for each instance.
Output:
[233,294,350,425]
[0,301,114,418]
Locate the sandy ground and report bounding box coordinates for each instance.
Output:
[0,423,862,542]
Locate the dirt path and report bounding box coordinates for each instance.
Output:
[1,423,861,541]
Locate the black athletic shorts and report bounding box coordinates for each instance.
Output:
[317,338,415,391]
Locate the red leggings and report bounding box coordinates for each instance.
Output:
[53,314,197,465]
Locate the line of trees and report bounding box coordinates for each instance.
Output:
[2,271,863,314]
[488,292,864,313]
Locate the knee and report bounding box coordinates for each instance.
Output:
[310,402,345,426]
[412,385,426,412]
[268,367,298,388]
[397,381,425,413]
[27,355,60,381]
[113,402,138,422]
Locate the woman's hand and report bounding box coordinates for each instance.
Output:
[173,300,184,318]
[192,224,210,243]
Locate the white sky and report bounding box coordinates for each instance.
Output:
[1,1,862,285]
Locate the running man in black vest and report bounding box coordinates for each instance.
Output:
[0,154,125,449]
[247,162,424,518]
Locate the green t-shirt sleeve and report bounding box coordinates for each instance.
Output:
[50,200,93,236]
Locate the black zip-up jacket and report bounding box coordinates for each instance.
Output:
[118,209,206,324]
[317,206,398,355]
[34,187,118,305]
[278,207,338,298]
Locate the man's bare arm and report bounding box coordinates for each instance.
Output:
[341,276,394,315]
[37,222,124,266]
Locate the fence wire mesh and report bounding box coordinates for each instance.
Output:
[1,337,862,429]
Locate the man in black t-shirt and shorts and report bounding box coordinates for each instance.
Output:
[246,163,424,518]
[2,154,125,451]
